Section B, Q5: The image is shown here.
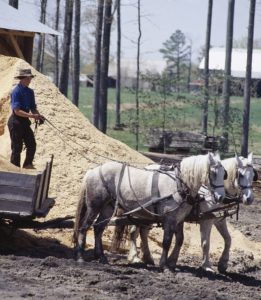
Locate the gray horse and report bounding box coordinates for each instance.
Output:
[73,152,226,270]
[120,153,257,272]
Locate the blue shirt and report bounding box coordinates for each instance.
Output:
[11,83,37,113]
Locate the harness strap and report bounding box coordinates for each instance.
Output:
[151,171,160,215]
[99,166,112,196]
[116,163,127,208]
[97,163,127,225]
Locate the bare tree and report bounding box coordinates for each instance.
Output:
[9,0,18,8]
[99,0,113,133]
[222,0,235,151]
[241,0,256,157]
[59,0,74,97]
[72,0,81,107]
[186,43,192,93]
[54,0,61,86]
[93,0,104,128]
[36,0,48,73]
[202,0,213,135]
[135,0,141,150]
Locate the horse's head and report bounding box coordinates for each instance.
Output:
[180,152,226,202]
[234,153,258,205]
[207,152,227,202]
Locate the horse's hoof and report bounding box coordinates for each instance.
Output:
[204,266,215,273]
[201,265,215,273]
[159,263,175,273]
[76,257,85,264]
[163,266,175,274]
[99,256,108,264]
[143,257,155,265]
[128,256,142,264]
[218,264,228,274]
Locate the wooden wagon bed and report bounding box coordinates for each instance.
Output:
[144,129,220,154]
[0,155,55,221]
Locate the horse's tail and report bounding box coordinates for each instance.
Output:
[110,208,130,253]
[72,175,88,246]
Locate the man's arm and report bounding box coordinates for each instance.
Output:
[13,108,43,120]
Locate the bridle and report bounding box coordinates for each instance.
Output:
[207,162,226,199]
[236,165,256,193]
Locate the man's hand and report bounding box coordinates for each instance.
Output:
[33,114,45,125]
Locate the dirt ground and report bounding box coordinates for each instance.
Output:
[0,194,260,300]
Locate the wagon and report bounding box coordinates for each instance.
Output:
[0,155,57,228]
[144,128,220,154]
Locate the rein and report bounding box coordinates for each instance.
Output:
[44,117,149,167]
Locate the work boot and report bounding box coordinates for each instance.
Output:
[23,164,36,170]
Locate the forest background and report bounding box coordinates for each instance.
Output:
[5,0,261,156]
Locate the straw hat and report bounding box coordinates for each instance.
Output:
[14,69,35,79]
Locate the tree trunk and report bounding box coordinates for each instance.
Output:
[241,0,256,157]
[54,0,60,87]
[9,0,18,8]
[222,0,235,151]
[115,0,121,129]
[59,0,74,97]
[99,0,112,133]
[202,0,213,135]
[135,0,141,150]
[36,0,48,73]
[187,44,192,94]
[72,0,81,107]
[92,0,104,128]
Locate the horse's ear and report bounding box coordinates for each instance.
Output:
[235,154,242,167]
[248,152,253,164]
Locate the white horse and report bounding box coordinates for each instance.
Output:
[199,152,257,272]
[73,152,226,270]
[120,153,257,273]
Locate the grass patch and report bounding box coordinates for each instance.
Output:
[68,85,261,155]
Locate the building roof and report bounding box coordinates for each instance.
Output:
[109,58,166,78]
[199,47,261,79]
[0,2,60,35]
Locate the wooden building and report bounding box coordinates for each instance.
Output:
[0,2,60,64]
[199,47,261,97]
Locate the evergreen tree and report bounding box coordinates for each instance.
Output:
[159,30,190,94]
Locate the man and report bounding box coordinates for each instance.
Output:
[7,68,45,169]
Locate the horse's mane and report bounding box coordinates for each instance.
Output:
[180,154,210,196]
[221,157,237,191]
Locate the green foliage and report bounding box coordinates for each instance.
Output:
[159,29,191,94]
[68,84,261,155]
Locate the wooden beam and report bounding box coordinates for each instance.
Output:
[9,33,24,59]
[0,28,34,37]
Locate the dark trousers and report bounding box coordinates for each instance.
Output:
[7,115,36,168]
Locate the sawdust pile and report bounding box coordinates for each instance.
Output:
[0,55,152,220]
[0,55,260,265]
